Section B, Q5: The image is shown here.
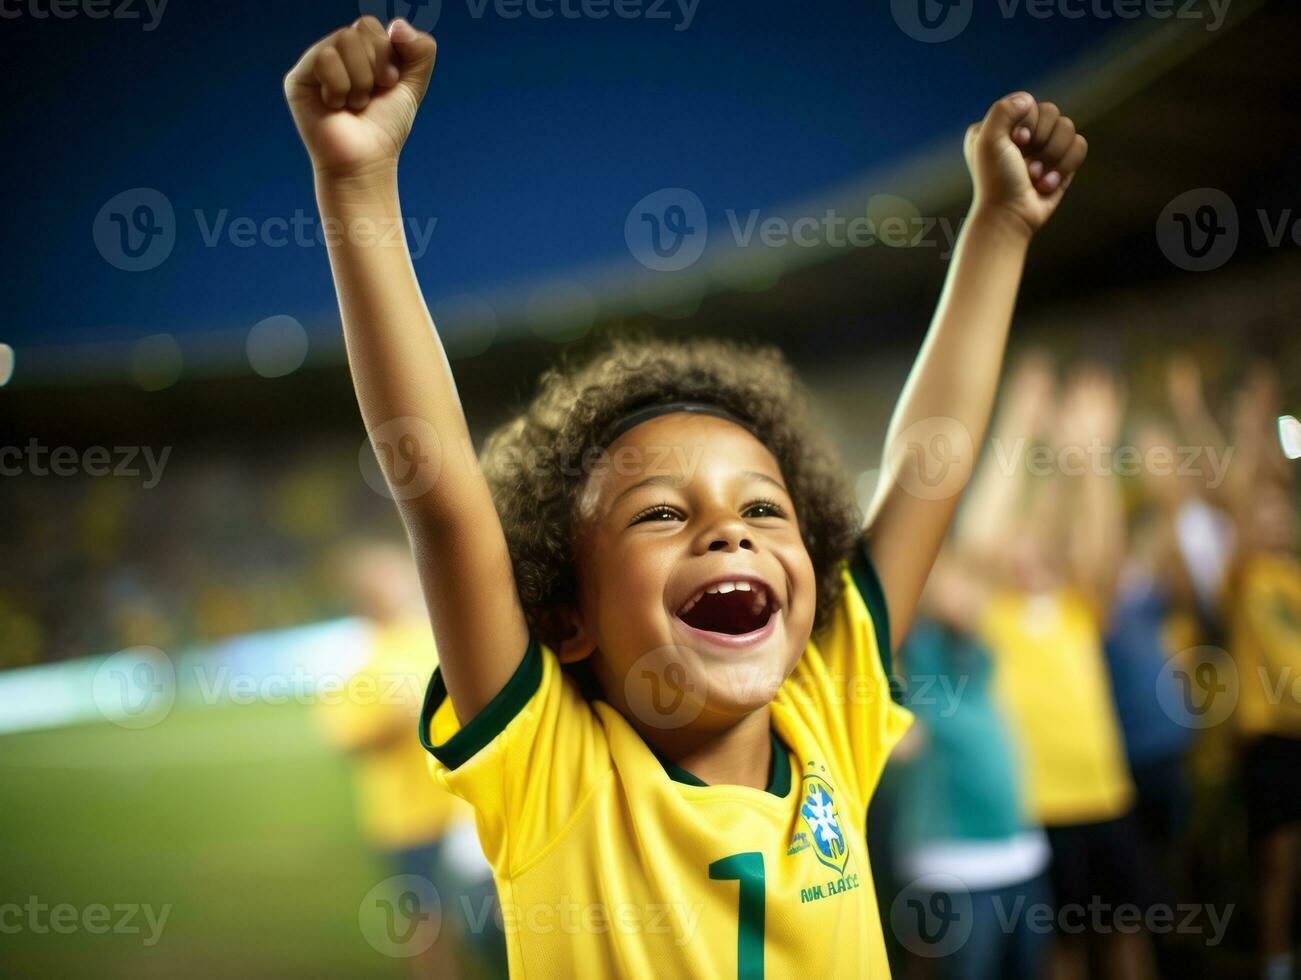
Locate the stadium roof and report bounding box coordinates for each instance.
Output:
[5,0,1289,386]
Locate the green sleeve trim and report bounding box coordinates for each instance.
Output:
[418,638,543,770]
[848,540,904,705]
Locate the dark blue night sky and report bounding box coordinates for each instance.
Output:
[0,0,1129,354]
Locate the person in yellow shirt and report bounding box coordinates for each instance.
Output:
[958,358,1158,980]
[1169,357,1301,980]
[1230,486,1301,738]
[1229,484,1301,980]
[284,16,1090,974]
[1216,361,1301,980]
[318,541,504,978]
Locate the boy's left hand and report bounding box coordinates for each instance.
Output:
[964,92,1088,236]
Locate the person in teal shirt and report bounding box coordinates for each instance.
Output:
[891,553,1052,979]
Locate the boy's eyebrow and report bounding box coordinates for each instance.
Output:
[611,470,788,509]
[743,471,788,493]
[611,474,682,509]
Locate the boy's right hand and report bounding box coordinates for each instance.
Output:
[284,17,437,180]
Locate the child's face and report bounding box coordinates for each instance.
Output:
[567,413,817,732]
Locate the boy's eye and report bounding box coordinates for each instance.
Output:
[627,498,788,526]
[744,499,788,520]
[630,503,683,525]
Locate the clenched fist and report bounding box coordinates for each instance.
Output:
[284,17,437,179]
[964,93,1088,236]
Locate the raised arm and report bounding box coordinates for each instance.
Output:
[285,18,528,720]
[866,94,1089,648]
[1056,368,1127,620]
[1166,354,1236,505]
[954,351,1056,576]
[1228,364,1292,501]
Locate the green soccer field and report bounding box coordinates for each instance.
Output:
[0,700,407,979]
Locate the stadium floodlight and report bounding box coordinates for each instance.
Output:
[1280,416,1301,460]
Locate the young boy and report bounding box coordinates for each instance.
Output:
[285,17,1088,976]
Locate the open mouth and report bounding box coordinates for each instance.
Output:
[676,579,777,637]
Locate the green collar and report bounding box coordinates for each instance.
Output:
[654,729,793,798]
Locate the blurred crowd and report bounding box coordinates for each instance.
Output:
[881,352,1301,979]
[0,439,401,669]
[2,343,1298,979]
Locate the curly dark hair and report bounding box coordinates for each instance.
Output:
[481,334,863,649]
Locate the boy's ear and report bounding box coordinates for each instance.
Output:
[554,605,597,664]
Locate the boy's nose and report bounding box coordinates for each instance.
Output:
[705,524,754,553]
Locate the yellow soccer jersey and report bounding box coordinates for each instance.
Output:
[317,617,472,850]
[421,545,911,978]
[1228,552,1301,738]
[981,589,1134,827]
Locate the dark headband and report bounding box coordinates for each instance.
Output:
[598,400,756,449]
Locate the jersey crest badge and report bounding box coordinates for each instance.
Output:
[799,772,849,874]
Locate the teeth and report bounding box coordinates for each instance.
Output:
[704,580,751,595]
[680,581,771,617]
